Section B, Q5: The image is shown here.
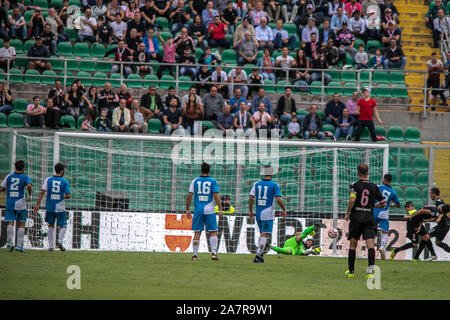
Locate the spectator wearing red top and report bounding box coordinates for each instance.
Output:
[345,0,362,18]
[354,88,383,142]
[208,15,230,49]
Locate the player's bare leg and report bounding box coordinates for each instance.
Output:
[345,238,358,277]
[366,238,376,279]
[192,231,201,260]
[209,231,219,261]
[6,221,15,252]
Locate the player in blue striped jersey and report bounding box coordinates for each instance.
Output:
[186,163,223,261]
[33,163,70,251]
[374,174,400,259]
[249,166,287,263]
[0,160,32,252]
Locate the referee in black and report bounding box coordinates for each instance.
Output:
[429,187,450,254]
[345,163,385,278]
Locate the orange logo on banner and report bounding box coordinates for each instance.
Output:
[165,214,192,252]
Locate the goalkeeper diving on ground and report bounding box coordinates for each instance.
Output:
[271,223,327,256]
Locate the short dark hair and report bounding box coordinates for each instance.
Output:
[201,162,210,174]
[168,86,175,90]
[357,163,369,176]
[383,174,392,183]
[442,204,450,214]
[32,96,39,102]
[15,160,25,171]
[405,201,414,208]
[430,187,440,196]
[54,162,66,174]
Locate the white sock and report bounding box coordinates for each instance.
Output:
[193,240,199,256]
[7,225,14,245]
[210,236,218,255]
[367,265,375,274]
[380,233,389,250]
[58,228,66,243]
[257,236,267,255]
[48,227,54,249]
[16,228,24,248]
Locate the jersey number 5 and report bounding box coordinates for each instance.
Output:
[361,189,369,206]
[52,180,61,193]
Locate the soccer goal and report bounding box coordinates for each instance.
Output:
[13,130,389,256]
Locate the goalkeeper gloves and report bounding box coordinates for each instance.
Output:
[312,247,321,255]
[310,231,316,237]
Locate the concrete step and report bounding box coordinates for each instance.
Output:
[405,62,427,70]
[402,40,434,48]
[402,34,433,41]
[396,4,428,13]
[399,19,430,28]
[396,0,429,5]
[401,26,433,34]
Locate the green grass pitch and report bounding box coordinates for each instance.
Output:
[1,250,450,300]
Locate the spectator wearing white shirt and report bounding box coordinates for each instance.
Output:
[92,0,108,19]
[433,9,450,48]
[8,7,27,40]
[110,13,127,42]
[287,115,300,138]
[301,18,319,46]
[275,46,296,80]
[211,65,229,98]
[77,8,98,42]
[255,17,273,50]
[0,39,16,72]
[228,67,248,99]
[349,10,366,42]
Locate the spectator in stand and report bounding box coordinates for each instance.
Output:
[133,42,151,75]
[26,96,46,128]
[27,36,51,72]
[361,0,377,17]
[46,8,69,43]
[346,91,359,117]
[202,1,219,27]
[234,101,255,135]
[273,19,296,51]
[143,29,160,62]
[381,8,399,31]
[177,48,197,79]
[141,85,163,119]
[130,99,151,133]
[65,82,84,120]
[380,0,400,21]
[328,0,346,18]
[257,47,276,82]
[82,86,99,115]
[344,0,361,19]
[250,1,269,27]
[163,86,181,110]
[234,0,248,20]
[96,17,113,44]
[354,88,383,142]
[303,32,320,62]
[81,108,96,131]
[0,82,12,115]
[432,9,450,49]
[153,0,171,19]
[41,23,57,56]
[48,79,66,110]
[162,97,184,134]
[58,0,71,26]
[309,51,331,85]
[118,84,133,108]
[349,10,366,42]
[228,66,249,100]
[125,1,140,21]
[426,0,445,30]
[335,21,357,59]
[233,16,257,50]
[334,107,355,140]
[238,31,258,66]
[330,7,349,32]
[77,8,98,42]
[112,99,131,132]
[439,51,450,106]
[319,19,336,45]
[203,85,225,121]
[325,93,345,125]
[194,65,212,94]
[247,68,263,98]
[276,87,299,131]
[99,82,119,117]
[275,46,296,80]
[315,0,331,20]
[301,17,319,47]
[181,86,204,109]
[198,46,221,70]
[371,48,385,69]
[127,12,147,38]
[255,17,273,50]
[208,15,230,48]
[250,88,273,114]
[252,102,272,130]
[355,44,369,69]
[384,39,407,70]
[303,105,325,140]
[189,15,208,49]
[365,8,382,42]
[105,40,133,77]
[211,65,229,98]
[140,0,157,31]
[426,52,444,111]
[0,38,16,72]
[266,0,281,22]
[229,88,247,113]
[381,22,401,48]
[96,108,111,131]
[44,98,61,129]
[92,0,108,19]
[183,91,204,135]
[111,13,127,42]
[324,38,346,67]
[217,104,235,136]
[0,6,8,40]
[281,0,299,25]
[28,9,45,39]
[297,4,318,28]
[287,115,300,138]
[294,49,311,90]
[169,0,191,35]
[106,0,125,25]
[174,27,195,57]
[189,0,209,18]
[222,1,238,34]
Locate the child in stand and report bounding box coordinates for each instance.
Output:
[248,68,263,99]
[355,44,369,70]
[81,108,96,131]
[370,48,385,69]
[96,108,111,132]
[156,32,177,79]
[287,115,300,138]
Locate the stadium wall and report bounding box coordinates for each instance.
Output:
[2,211,449,261]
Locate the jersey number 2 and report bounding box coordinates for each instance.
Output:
[10,178,20,191]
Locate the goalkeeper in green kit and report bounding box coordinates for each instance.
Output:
[271,223,327,256]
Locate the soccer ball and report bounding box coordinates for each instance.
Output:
[328,228,339,239]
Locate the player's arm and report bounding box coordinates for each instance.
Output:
[345,192,356,221]
[375,200,386,208]
[404,208,430,219]
[185,192,193,218]
[26,183,32,201]
[213,192,223,218]
[374,186,386,208]
[249,195,254,220]
[435,213,444,224]
[33,189,46,214]
[276,196,287,217]
[0,186,5,192]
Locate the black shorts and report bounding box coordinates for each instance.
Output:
[429,224,450,242]
[406,225,428,243]
[348,217,377,240]
[427,78,441,96]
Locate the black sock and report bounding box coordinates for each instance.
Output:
[368,248,375,267]
[426,241,436,256]
[348,249,356,273]
[437,242,450,252]
[414,241,427,260]
[396,242,414,253]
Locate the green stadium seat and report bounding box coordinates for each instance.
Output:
[400,172,416,186]
[359,127,371,141]
[316,109,325,120]
[393,186,404,201]
[42,70,58,85]
[79,57,96,72]
[96,60,113,73]
[387,126,404,142]
[326,68,341,81]
[159,31,172,43]
[404,127,421,143]
[73,43,90,57]
[342,71,356,82]
[417,172,428,186]
[326,81,342,95]
[60,115,76,129]
[310,81,322,95]
[244,167,260,180]
[127,74,143,88]
[397,155,412,170]
[314,168,331,183]
[77,115,84,129]
[148,118,162,133]
[321,124,335,134]
[10,39,23,54]
[24,10,34,23]
[65,27,77,42]
[92,72,108,87]
[0,112,6,127]
[283,23,297,36]
[143,74,159,88]
[342,82,357,96]
[90,43,106,58]
[155,17,169,30]
[177,75,192,90]
[195,47,204,61]
[405,187,422,201]
[160,75,174,89]
[277,167,295,182]
[375,125,386,137]
[358,70,370,83]
[202,121,215,131]
[373,84,391,97]
[51,0,63,9]
[66,58,79,71]
[392,85,409,98]
[389,171,399,185]
[57,42,73,56]
[366,40,381,52]
[0,69,5,81]
[13,98,28,113]
[24,69,41,84]
[354,38,365,51]
[389,72,405,84]
[296,109,307,117]
[413,156,428,171]
[50,56,63,71]
[372,71,389,83]
[109,73,121,87]
[7,113,24,128]
[34,0,49,7]
[222,49,237,64]
[319,184,333,199]
[408,148,424,157]
[77,71,92,86]
[263,79,275,93]
[276,80,289,93]
[9,68,24,83]
[284,183,299,197]
[24,40,35,52]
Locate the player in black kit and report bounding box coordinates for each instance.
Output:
[344,163,386,279]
